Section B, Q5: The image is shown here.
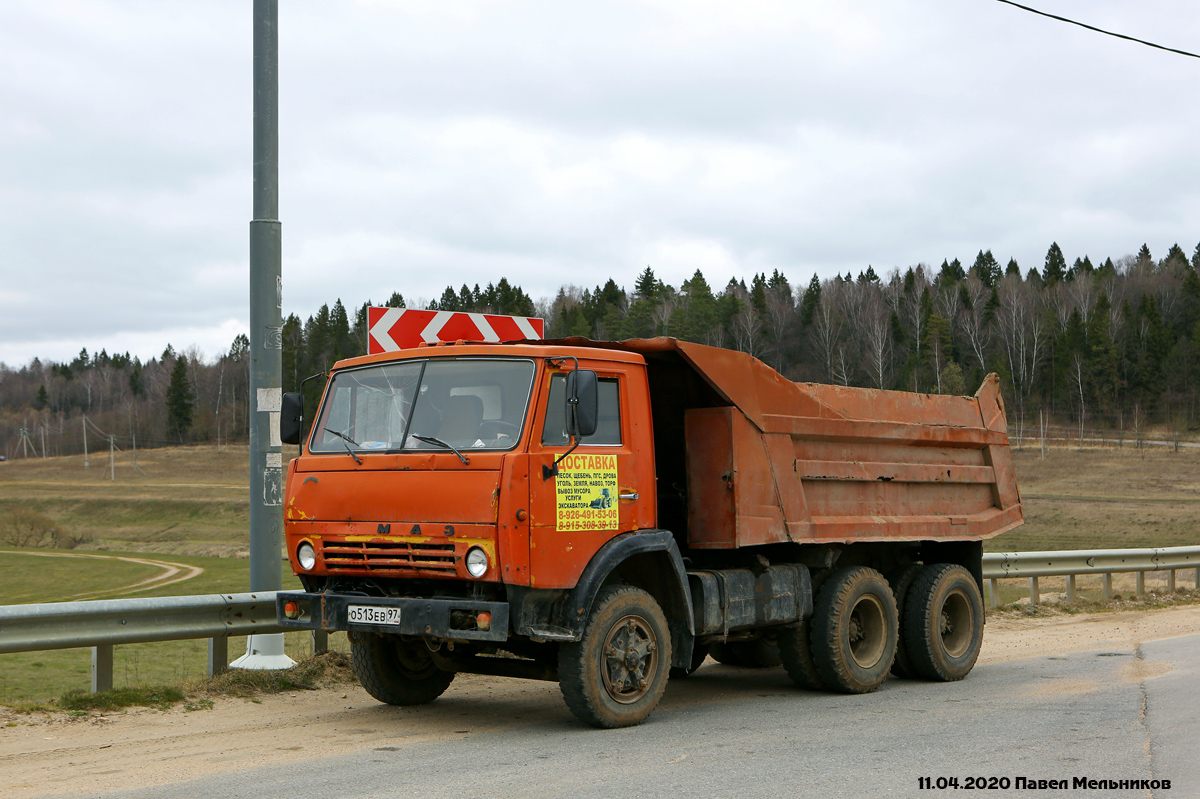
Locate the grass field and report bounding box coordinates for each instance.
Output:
[0,444,256,557]
[996,443,1200,552]
[0,440,1197,704]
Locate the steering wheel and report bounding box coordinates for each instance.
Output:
[479,420,520,439]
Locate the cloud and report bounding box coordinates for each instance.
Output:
[1,0,1198,366]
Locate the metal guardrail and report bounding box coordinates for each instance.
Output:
[0,592,302,693]
[981,546,1200,606]
[1,546,1198,696]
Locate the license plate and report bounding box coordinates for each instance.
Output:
[348,604,402,626]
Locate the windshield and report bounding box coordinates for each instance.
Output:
[310,358,536,454]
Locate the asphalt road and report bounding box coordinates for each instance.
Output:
[80,635,1198,799]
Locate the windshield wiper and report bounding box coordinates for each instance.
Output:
[323,427,363,465]
[412,434,470,465]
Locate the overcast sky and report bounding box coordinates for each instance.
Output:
[1,0,1197,367]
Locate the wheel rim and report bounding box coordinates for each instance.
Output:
[601,614,659,704]
[392,640,438,679]
[847,594,887,669]
[939,589,974,658]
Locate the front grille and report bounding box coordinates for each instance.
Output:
[322,539,457,573]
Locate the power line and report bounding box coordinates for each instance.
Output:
[993,0,1200,60]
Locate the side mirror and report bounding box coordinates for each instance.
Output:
[565,369,598,439]
[280,392,304,446]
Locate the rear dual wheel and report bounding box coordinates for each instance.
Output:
[887,563,924,678]
[781,566,897,694]
[710,632,782,669]
[903,564,984,682]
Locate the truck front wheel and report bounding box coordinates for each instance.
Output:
[558,585,672,728]
[350,632,455,706]
[903,564,984,681]
[810,566,898,694]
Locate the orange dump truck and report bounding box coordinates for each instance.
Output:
[276,337,1022,727]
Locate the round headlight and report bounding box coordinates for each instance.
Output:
[297,542,317,571]
[465,547,488,578]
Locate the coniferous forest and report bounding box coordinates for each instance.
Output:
[3,240,1200,459]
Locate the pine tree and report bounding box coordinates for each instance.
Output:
[129,361,144,398]
[1005,258,1020,277]
[680,270,717,341]
[1162,243,1189,272]
[35,386,48,410]
[938,259,964,284]
[330,300,354,359]
[1043,242,1066,284]
[433,286,459,311]
[750,273,768,316]
[1087,294,1119,411]
[799,274,821,327]
[166,356,195,442]
[634,267,661,303]
[971,250,1000,287]
[1137,243,1153,268]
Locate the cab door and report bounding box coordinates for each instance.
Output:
[527,359,655,589]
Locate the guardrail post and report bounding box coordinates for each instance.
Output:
[1194,568,1199,589]
[1136,572,1145,597]
[987,578,999,608]
[1102,574,1113,600]
[1167,570,1176,593]
[1028,576,1039,605]
[1066,575,1076,604]
[311,629,329,655]
[91,645,114,693]
[208,637,229,676]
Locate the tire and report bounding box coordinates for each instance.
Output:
[670,643,710,679]
[350,632,455,706]
[558,585,672,728]
[778,621,826,690]
[810,566,898,694]
[887,563,924,678]
[904,564,984,682]
[710,634,783,668]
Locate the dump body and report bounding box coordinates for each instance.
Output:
[554,336,1022,549]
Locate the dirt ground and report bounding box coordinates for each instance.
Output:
[2,605,1198,799]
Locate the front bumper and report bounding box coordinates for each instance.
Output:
[276,591,510,642]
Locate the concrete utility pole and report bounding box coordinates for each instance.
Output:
[233,0,293,670]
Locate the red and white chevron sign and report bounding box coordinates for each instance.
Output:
[367,307,545,354]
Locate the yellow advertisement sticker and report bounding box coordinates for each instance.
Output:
[555,453,619,532]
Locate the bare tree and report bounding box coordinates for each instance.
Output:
[956,275,992,373]
[810,282,845,383]
[996,275,1046,431]
[861,294,893,389]
[1070,351,1087,450]
[732,303,765,358]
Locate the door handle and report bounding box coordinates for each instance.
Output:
[619,492,639,501]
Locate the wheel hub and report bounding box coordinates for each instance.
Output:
[602,616,658,704]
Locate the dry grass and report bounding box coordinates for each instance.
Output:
[993,443,1200,552]
[988,586,1200,617]
[0,444,276,557]
[5,652,356,715]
